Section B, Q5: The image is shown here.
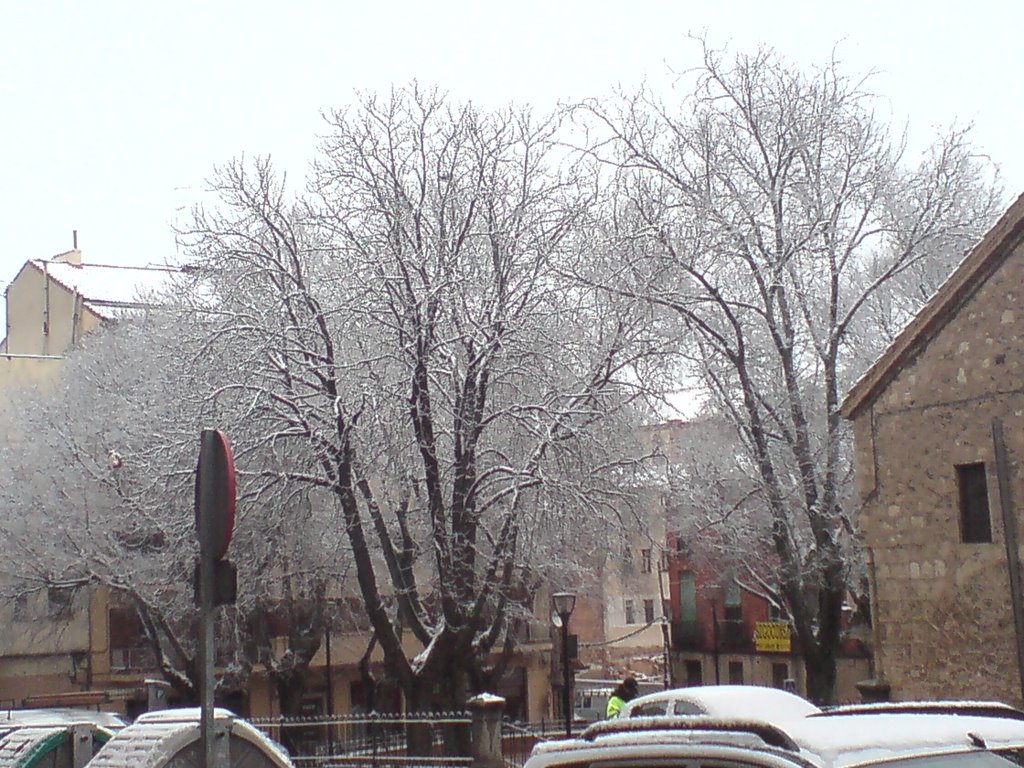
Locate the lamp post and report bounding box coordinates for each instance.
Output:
[552,592,576,738]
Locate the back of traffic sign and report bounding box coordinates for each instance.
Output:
[194,429,236,561]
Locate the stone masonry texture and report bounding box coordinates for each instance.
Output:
[851,236,1024,706]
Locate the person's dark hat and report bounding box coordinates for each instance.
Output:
[623,676,638,691]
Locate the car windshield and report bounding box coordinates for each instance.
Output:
[870,750,1024,768]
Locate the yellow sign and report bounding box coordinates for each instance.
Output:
[755,621,791,653]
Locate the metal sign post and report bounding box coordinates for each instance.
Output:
[195,429,237,768]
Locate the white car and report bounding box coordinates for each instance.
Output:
[621,685,821,720]
[525,701,1024,768]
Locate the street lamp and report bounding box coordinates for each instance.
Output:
[552,592,576,738]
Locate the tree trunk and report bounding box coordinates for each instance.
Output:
[804,646,838,705]
[276,673,308,755]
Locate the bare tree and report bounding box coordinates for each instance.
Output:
[0,314,350,714]
[577,41,1003,701]
[175,86,657,729]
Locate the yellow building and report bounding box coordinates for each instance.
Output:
[0,248,183,713]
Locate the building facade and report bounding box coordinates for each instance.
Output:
[663,533,870,702]
[842,193,1024,705]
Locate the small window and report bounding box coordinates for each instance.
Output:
[728,660,744,684]
[631,701,668,717]
[644,599,656,624]
[641,549,653,573]
[957,463,992,543]
[724,582,742,622]
[679,573,697,622]
[671,700,704,715]
[13,593,31,619]
[624,600,636,625]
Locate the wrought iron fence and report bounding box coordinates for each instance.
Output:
[249,712,473,768]
[500,720,565,768]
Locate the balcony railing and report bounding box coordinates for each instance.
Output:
[670,619,702,649]
[718,619,752,646]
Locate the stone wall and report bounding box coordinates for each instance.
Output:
[852,237,1024,705]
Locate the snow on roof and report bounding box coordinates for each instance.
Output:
[29,259,179,319]
[468,693,506,706]
[0,708,126,729]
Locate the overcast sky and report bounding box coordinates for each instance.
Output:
[2,0,1022,300]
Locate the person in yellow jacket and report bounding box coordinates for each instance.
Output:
[606,676,639,718]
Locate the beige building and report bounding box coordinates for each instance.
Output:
[841,192,1024,705]
[0,248,180,712]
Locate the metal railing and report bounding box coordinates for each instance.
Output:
[500,720,566,768]
[249,712,473,768]
[718,619,752,646]
[671,620,702,649]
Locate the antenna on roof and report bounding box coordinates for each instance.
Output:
[73,230,78,250]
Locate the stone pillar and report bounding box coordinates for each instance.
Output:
[468,693,506,768]
[145,678,173,712]
[71,724,95,768]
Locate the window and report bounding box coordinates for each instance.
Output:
[641,548,653,574]
[632,701,668,717]
[621,545,635,574]
[685,659,703,686]
[13,593,31,619]
[624,600,636,625]
[644,599,655,624]
[958,463,992,543]
[679,573,697,622]
[772,662,789,689]
[47,586,75,619]
[728,660,744,684]
[724,581,742,622]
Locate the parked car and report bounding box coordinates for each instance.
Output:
[525,701,1024,768]
[622,685,821,720]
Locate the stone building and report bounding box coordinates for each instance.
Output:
[841,192,1024,705]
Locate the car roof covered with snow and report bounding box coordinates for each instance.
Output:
[789,707,1024,767]
[526,701,1024,768]
[623,685,821,721]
